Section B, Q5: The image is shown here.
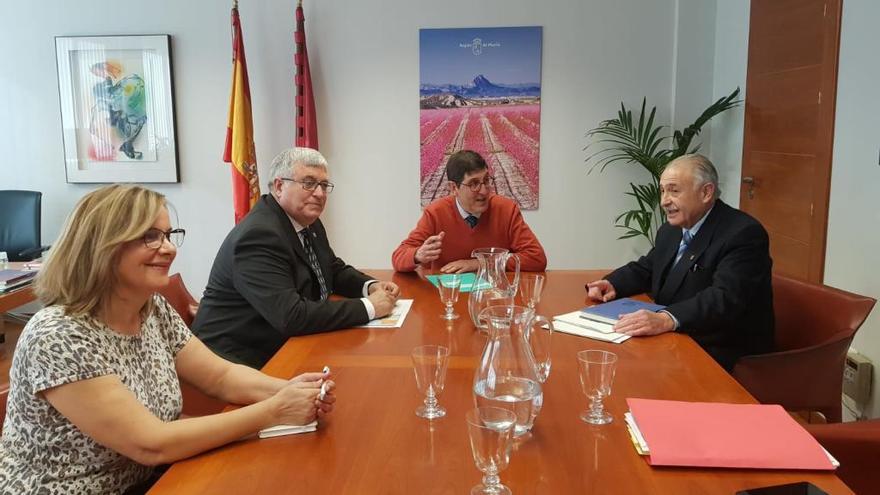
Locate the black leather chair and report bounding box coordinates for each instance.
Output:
[0,190,47,261]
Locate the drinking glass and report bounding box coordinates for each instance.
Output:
[438,274,461,320]
[466,407,516,495]
[577,350,618,425]
[518,274,545,309]
[411,345,450,419]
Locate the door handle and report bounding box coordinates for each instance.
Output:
[742,176,755,199]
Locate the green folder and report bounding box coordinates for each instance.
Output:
[425,273,490,293]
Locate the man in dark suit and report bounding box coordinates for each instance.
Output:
[586,154,774,370]
[194,148,399,368]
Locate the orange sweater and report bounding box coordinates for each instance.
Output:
[392,195,547,272]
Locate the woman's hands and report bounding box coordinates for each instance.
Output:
[270,371,337,425]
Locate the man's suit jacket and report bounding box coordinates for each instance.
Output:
[193,194,373,368]
[605,200,774,370]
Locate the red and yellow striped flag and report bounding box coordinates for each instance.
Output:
[224,3,260,224]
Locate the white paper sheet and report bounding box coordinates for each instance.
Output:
[356,299,414,328]
[551,317,630,343]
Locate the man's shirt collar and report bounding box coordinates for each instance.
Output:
[685,205,713,239]
[455,197,482,220]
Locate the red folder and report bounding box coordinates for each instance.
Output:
[626,398,835,470]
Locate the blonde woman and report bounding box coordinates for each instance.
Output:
[0,185,335,494]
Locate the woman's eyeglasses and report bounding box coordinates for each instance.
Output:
[142,228,186,249]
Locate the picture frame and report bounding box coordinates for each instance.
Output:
[55,35,179,183]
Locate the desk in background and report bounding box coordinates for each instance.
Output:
[0,262,38,344]
[150,270,852,494]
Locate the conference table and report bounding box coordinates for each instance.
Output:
[150,270,852,494]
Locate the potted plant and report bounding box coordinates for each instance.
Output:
[585,88,741,246]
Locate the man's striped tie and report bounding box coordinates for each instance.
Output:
[674,230,693,266]
[301,228,329,300]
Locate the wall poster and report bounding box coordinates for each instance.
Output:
[419,26,542,209]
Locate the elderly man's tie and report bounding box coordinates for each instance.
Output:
[465,215,478,228]
[674,230,693,266]
[301,228,329,300]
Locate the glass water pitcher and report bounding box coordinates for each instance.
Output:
[468,247,520,330]
[473,305,554,437]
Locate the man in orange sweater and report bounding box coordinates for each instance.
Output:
[392,150,547,273]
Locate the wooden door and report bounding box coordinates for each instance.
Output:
[740,0,841,282]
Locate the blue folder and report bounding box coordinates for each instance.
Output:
[580,298,666,324]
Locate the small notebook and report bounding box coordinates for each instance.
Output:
[580,298,665,325]
[258,421,318,439]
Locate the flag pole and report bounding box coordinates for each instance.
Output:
[225,0,260,223]
[294,0,319,149]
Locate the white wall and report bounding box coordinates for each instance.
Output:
[711,0,880,419]
[671,0,717,154]
[1,0,681,294]
[709,0,750,207]
[823,0,880,419]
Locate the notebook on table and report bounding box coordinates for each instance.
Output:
[580,298,665,325]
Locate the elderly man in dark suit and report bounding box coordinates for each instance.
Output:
[194,148,399,368]
[586,154,774,370]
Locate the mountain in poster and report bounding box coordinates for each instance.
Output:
[420,74,540,100]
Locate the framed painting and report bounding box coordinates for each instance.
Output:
[55,35,179,183]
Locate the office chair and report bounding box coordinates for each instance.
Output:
[732,274,876,423]
[0,190,48,261]
[806,419,880,495]
[156,274,225,417]
[158,273,199,328]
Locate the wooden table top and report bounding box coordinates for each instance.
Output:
[150,270,852,495]
[0,262,37,314]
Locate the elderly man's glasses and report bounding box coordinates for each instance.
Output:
[142,228,186,249]
[459,176,495,192]
[280,177,335,194]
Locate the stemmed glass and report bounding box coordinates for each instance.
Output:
[577,350,618,425]
[466,407,517,495]
[411,345,450,419]
[518,274,545,310]
[438,274,461,320]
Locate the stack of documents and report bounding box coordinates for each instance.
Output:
[552,311,630,343]
[0,269,36,293]
[259,421,318,439]
[624,398,838,470]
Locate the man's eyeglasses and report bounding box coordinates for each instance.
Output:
[280,178,335,194]
[142,228,186,249]
[459,176,496,192]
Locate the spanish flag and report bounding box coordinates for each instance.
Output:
[295,0,318,149]
[224,2,260,224]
